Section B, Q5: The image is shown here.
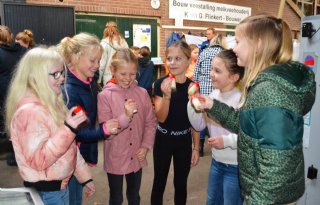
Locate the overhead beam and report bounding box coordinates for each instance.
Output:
[278,0,286,18]
[286,0,305,18]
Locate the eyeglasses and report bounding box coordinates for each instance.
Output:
[49,70,65,80]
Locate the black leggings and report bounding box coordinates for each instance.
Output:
[151,134,192,205]
[107,169,142,205]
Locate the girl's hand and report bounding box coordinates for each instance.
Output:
[104,119,120,135]
[124,99,138,119]
[188,82,200,96]
[191,94,214,111]
[191,149,199,167]
[65,107,87,129]
[136,147,148,162]
[208,136,224,149]
[160,77,172,100]
[84,181,95,198]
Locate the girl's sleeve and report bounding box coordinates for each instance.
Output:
[11,107,76,171]
[187,101,206,131]
[141,92,157,149]
[97,91,131,132]
[222,133,238,149]
[74,148,92,184]
[66,89,104,142]
[205,99,240,134]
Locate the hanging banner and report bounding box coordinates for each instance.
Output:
[169,0,251,24]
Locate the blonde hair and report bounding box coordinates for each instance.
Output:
[210,34,226,49]
[111,48,138,71]
[189,44,198,51]
[15,29,35,48]
[57,32,103,66]
[5,47,67,131]
[103,21,125,45]
[238,15,293,105]
[0,25,14,46]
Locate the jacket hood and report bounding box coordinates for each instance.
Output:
[256,62,316,114]
[103,80,138,92]
[138,57,152,67]
[0,42,25,52]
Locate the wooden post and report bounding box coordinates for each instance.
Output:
[278,0,286,18]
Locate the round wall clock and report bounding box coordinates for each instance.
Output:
[151,0,160,9]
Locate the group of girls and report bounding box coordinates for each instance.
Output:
[4,14,316,205]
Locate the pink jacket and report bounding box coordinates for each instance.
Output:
[10,94,92,190]
[98,82,157,175]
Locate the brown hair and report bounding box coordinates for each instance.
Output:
[102,21,125,45]
[165,41,191,59]
[207,27,216,34]
[140,46,151,58]
[15,29,35,48]
[216,49,244,83]
[0,25,13,46]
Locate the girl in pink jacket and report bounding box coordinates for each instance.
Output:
[98,48,157,205]
[5,47,95,205]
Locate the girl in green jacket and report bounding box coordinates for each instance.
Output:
[194,15,316,205]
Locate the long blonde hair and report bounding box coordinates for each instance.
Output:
[238,15,293,105]
[5,47,67,131]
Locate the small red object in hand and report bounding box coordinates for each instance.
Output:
[72,105,83,116]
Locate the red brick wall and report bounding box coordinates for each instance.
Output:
[25,0,301,58]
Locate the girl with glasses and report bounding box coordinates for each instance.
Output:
[5,47,94,204]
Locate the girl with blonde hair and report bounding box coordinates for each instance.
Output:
[98,48,157,205]
[58,33,119,205]
[5,47,95,204]
[194,15,316,205]
[99,21,128,86]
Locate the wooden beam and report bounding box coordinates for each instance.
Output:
[286,0,305,18]
[278,0,286,18]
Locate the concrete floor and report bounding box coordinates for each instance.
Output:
[0,139,211,205]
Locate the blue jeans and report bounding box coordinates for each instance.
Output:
[39,188,69,205]
[107,169,142,205]
[68,176,83,205]
[200,129,207,140]
[206,159,243,205]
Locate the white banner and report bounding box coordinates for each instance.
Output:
[169,0,251,24]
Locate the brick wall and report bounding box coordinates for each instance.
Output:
[23,0,301,58]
